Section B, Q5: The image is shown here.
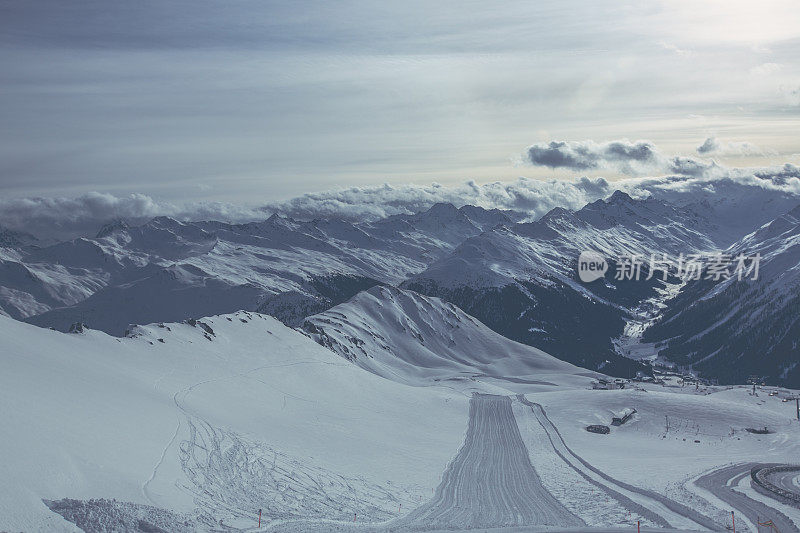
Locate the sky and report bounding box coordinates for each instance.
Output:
[1,0,800,205]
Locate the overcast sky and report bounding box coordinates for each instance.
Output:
[1,0,799,204]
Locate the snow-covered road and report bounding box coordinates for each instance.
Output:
[695,463,798,533]
[516,395,721,531]
[762,466,800,497]
[395,394,584,530]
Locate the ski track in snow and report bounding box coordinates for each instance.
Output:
[142,415,182,507]
[516,395,722,532]
[141,358,345,512]
[391,394,583,530]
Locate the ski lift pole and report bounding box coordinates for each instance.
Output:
[732,510,735,533]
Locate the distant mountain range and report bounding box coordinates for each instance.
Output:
[2,178,799,385]
[642,204,800,384]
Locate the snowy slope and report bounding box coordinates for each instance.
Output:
[0,312,468,532]
[0,217,216,320]
[302,285,593,387]
[402,192,717,376]
[643,173,800,247]
[4,303,800,531]
[642,202,800,386]
[408,191,716,292]
[517,381,800,530]
[6,204,503,334]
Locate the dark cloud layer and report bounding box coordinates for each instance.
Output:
[526,140,662,173]
[524,139,722,177]
[696,136,764,156]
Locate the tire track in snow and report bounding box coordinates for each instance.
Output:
[694,463,798,533]
[516,395,721,531]
[392,393,583,530]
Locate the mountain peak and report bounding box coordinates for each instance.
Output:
[458,205,515,230]
[606,190,635,204]
[0,225,38,247]
[96,220,130,238]
[147,215,182,227]
[425,202,461,217]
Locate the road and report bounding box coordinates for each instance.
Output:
[273,394,785,533]
[394,394,584,530]
[694,463,798,533]
[516,395,721,531]
[762,467,800,497]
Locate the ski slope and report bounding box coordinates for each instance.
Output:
[303,285,594,388]
[397,394,583,530]
[0,313,468,531]
[4,300,800,531]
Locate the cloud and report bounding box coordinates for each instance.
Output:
[0,179,621,240]
[264,177,615,223]
[658,41,694,57]
[0,192,268,242]
[524,139,721,177]
[212,162,800,225]
[696,136,765,156]
[749,62,782,77]
[696,137,722,154]
[2,143,799,242]
[526,140,662,172]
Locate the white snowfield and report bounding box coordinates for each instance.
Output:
[397,394,583,530]
[303,285,593,388]
[0,313,469,531]
[3,288,800,532]
[2,203,509,332]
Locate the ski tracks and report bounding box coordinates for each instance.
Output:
[392,394,583,530]
[516,395,721,531]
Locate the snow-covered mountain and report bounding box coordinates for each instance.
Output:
[0,224,38,249]
[402,192,722,376]
[5,204,509,334]
[0,311,470,532]
[3,185,800,383]
[6,187,800,531]
[4,300,799,532]
[643,172,800,247]
[642,203,800,386]
[302,285,593,387]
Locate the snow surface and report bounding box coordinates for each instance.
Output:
[643,202,800,385]
[3,301,800,531]
[0,312,468,531]
[4,193,800,531]
[2,204,504,333]
[303,285,593,387]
